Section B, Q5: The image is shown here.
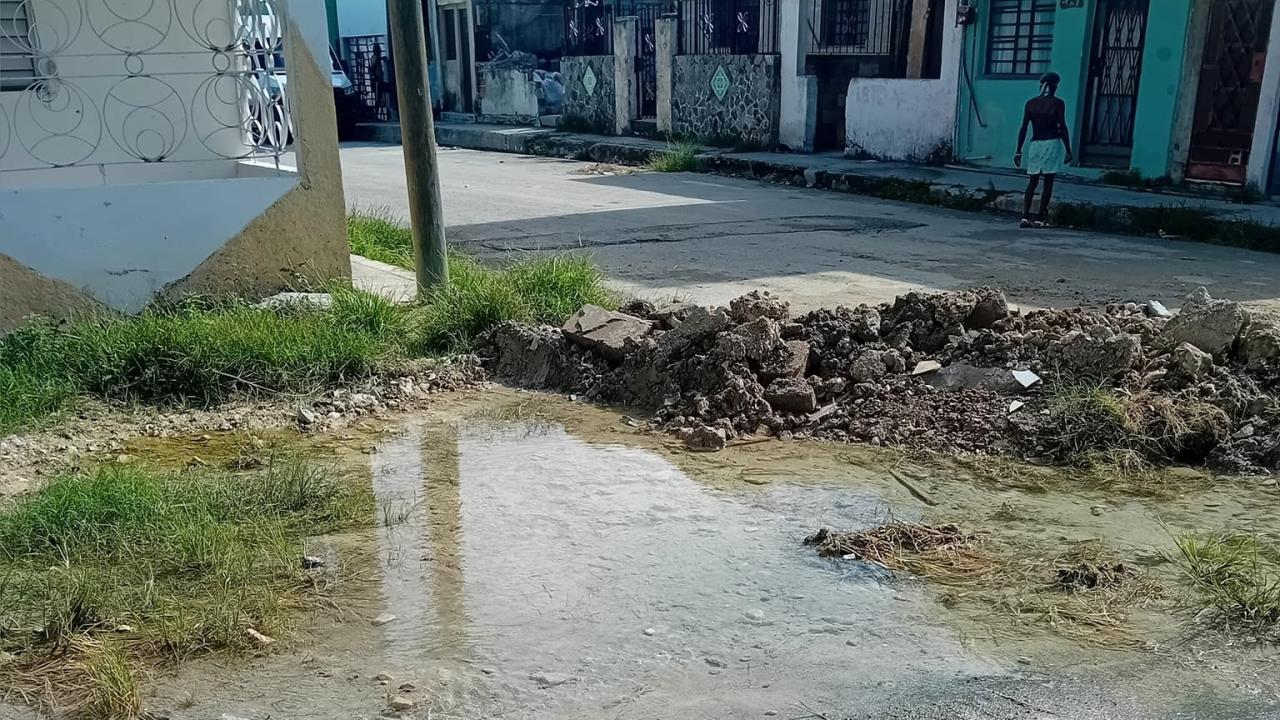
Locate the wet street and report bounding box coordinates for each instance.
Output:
[110,390,1280,720]
[340,144,1280,318]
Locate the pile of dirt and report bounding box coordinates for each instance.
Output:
[477,286,1280,474]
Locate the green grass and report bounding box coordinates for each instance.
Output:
[645,142,699,172]
[0,217,615,434]
[0,459,372,717]
[0,293,397,434]
[346,213,618,353]
[1173,531,1280,638]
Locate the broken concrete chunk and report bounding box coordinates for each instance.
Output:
[764,377,818,414]
[1238,324,1280,369]
[1173,342,1214,380]
[1054,329,1141,377]
[1162,287,1249,357]
[1144,300,1172,318]
[965,288,1010,330]
[684,425,727,452]
[760,339,811,380]
[847,306,882,342]
[731,316,783,361]
[911,360,943,375]
[848,350,887,384]
[1008,400,1025,413]
[562,305,655,362]
[926,363,1022,394]
[657,306,731,355]
[254,291,333,311]
[729,290,790,324]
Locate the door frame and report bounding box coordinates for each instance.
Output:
[1078,0,1150,167]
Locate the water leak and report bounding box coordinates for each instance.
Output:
[123,391,1280,719]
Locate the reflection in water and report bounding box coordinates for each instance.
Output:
[364,416,996,719]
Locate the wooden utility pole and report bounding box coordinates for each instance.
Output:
[387,0,448,293]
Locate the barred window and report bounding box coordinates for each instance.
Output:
[985,0,1055,76]
[1,0,36,91]
[821,0,869,49]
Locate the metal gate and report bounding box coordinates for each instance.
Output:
[1187,0,1277,183]
[626,2,667,119]
[1079,0,1149,166]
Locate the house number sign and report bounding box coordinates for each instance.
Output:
[1060,0,1085,7]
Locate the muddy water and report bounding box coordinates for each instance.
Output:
[120,391,1280,719]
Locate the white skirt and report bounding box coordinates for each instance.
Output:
[1026,139,1066,176]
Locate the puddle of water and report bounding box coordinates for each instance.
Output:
[49,391,1280,720]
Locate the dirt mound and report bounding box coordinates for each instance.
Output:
[477,287,1280,474]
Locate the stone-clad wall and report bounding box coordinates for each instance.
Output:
[671,54,780,147]
[561,55,616,133]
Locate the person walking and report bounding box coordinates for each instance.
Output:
[1014,72,1072,228]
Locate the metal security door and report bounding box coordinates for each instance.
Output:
[1187,0,1276,183]
[630,2,664,119]
[1079,0,1149,166]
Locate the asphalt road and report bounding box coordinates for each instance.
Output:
[340,143,1280,316]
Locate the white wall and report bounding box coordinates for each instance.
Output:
[0,0,335,312]
[778,0,816,151]
[337,0,388,39]
[1247,1,1280,189]
[844,0,961,161]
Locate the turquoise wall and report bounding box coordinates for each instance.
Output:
[956,0,1192,178]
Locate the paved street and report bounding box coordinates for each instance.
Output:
[341,143,1280,316]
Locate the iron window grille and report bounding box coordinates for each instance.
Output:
[0,0,36,92]
[985,0,1055,77]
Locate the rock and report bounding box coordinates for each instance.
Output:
[619,298,656,318]
[650,300,697,328]
[1054,329,1141,376]
[349,393,378,409]
[114,454,135,465]
[483,323,584,389]
[374,672,395,682]
[301,555,325,569]
[245,628,275,646]
[371,613,397,627]
[684,426,727,452]
[657,306,731,355]
[760,340,810,380]
[1233,424,1256,440]
[848,351,886,384]
[847,306,882,342]
[731,317,782,361]
[562,305,654,362]
[911,360,942,375]
[1238,324,1280,369]
[926,363,1022,394]
[729,290,790,324]
[884,291,976,352]
[881,349,907,374]
[643,627,656,636]
[764,377,818,414]
[1172,342,1214,380]
[965,288,1010,329]
[296,407,318,426]
[705,657,727,668]
[254,291,333,311]
[1162,287,1249,357]
[390,696,416,711]
[1144,300,1172,318]
[531,672,570,688]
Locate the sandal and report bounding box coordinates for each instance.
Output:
[1033,219,1047,229]
[1020,217,1032,228]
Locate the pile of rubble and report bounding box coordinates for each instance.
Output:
[477,286,1280,473]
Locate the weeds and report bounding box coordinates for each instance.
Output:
[0,459,371,715]
[346,209,415,268]
[1172,530,1280,638]
[348,212,618,353]
[645,142,699,172]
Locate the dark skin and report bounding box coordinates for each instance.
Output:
[1013,90,1073,222]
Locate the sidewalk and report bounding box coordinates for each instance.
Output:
[357,121,1280,249]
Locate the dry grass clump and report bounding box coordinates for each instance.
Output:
[804,522,993,584]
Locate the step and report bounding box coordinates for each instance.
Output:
[630,118,658,137]
[440,111,477,124]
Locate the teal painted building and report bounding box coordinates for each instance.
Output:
[955,0,1195,179]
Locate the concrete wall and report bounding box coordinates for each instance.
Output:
[955,0,1194,178]
[845,0,960,161]
[0,0,348,326]
[672,55,782,147]
[561,55,616,133]
[477,65,539,122]
[778,0,816,151]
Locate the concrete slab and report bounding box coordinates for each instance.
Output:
[351,255,416,303]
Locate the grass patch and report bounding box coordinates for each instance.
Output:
[0,292,399,434]
[1173,530,1280,639]
[645,142,699,173]
[0,458,371,717]
[347,213,618,353]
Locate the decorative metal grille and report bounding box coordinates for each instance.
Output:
[0,0,36,91]
[678,0,777,55]
[1080,0,1148,163]
[343,34,392,123]
[985,0,1055,76]
[808,0,910,59]
[564,0,614,56]
[0,0,295,173]
[624,0,668,119]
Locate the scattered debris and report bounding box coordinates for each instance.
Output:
[371,614,398,627]
[1056,562,1134,590]
[245,628,275,646]
[480,286,1280,474]
[530,672,570,689]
